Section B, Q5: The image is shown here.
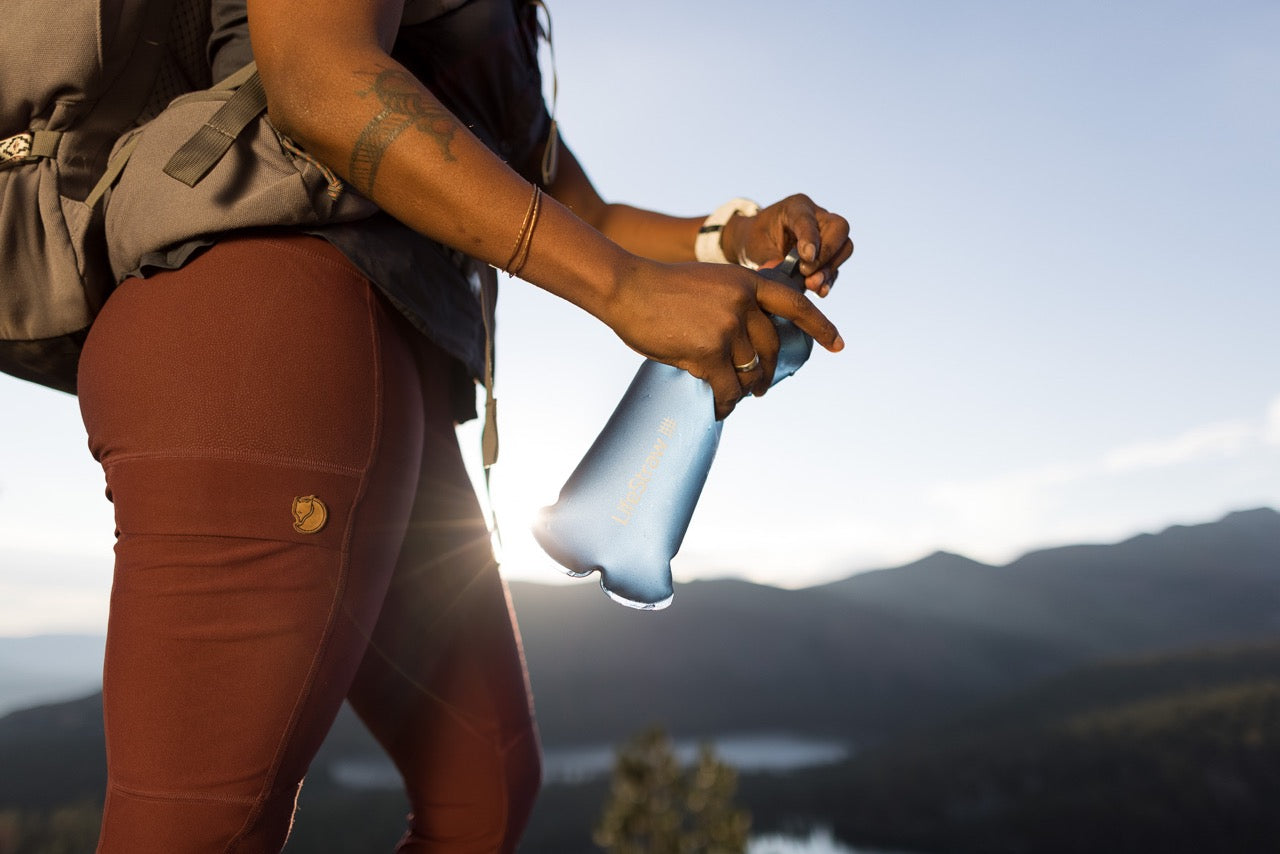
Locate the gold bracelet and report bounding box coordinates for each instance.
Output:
[504,185,543,278]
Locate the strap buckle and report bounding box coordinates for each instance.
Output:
[0,133,34,169]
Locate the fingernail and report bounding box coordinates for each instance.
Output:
[802,242,817,261]
[833,334,845,351]
[820,284,831,297]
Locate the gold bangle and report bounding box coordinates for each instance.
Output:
[504,184,543,278]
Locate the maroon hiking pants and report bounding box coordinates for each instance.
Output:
[78,234,540,853]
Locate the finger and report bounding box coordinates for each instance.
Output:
[731,345,760,377]
[730,322,765,390]
[734,360,764,399]
[755,278,843,353]
[708,361,745,421]
[684,350,740,422]
[808,237,854,295]
[781,195,824,272]
[814,212,851,270]
[820,268,839,297]
[745,310,780,396]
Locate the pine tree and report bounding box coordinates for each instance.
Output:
[594,728,750,854]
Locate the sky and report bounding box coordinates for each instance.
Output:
[2,0,1278,635]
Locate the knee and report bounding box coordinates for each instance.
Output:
[97,782,299,854]
[399,724,542,853]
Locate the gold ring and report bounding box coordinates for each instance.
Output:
[734,353,760,373]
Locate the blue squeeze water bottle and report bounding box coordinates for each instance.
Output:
[532,250,814,609]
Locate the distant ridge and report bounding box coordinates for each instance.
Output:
[0,634,104,716]
[509,506,1280,744]
[3,508,1277,748]
[813,506,1280,655]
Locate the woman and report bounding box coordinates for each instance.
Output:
[77,0,852,850]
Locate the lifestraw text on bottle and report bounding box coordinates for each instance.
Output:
[610,416,677,526]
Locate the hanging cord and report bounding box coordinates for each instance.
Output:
[477,2,559,561]
[478,261,504,561]
[339,0,564,697]
[483,181,543,559]
[529,0,559,185]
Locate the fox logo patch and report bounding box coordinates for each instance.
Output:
[292,495,328,534]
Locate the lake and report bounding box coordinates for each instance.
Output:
[329,732,851,789]
[328,738,920,854]
[750,827,915,854]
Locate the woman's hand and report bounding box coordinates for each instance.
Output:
[603,259,844,420]
[721,194,853,296]
[249,2,847,425]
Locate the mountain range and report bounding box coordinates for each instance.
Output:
[512,507,1280,744]
[3,507,1278,853]
[3,507,1278,746]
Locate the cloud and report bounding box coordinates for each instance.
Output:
[1266,396,1280,447]
[1102,419,1255,473]
[930,396,1280,511]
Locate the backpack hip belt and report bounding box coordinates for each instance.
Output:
[0,132,57,167]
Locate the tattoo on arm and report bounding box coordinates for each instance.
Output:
[350,68,458,194]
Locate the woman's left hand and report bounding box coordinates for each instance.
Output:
[722,194,853,296]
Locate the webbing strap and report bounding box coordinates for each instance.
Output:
[476,262,504,555]
[162,69,267,187]
[480,269,499,470]
[84,133,141,209]
[83,61,259,209]
[211,61,260,93]
[30,131,63,159]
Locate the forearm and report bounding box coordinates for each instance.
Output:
[540,141,751,265]
[248,0,842,421]
[594,204,701,263]
[599,204,756,268]
[252,21,629,320]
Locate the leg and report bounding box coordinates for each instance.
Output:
[79,235,425,853]
[347,342,541,853]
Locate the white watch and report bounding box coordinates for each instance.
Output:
[694,197,760,267]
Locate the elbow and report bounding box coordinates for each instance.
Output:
[249,34,366,164]
[255,59,317,148]
[252,40,393,189]
[255,56,358,187]
[247,4,397,162]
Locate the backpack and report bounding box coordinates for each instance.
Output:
[0,0,192,394]
[0,0,465,395]
[2,0,540,397]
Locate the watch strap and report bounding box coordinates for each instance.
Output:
[694,197,760,265]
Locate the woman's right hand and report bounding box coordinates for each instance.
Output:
[603,259,844,420]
